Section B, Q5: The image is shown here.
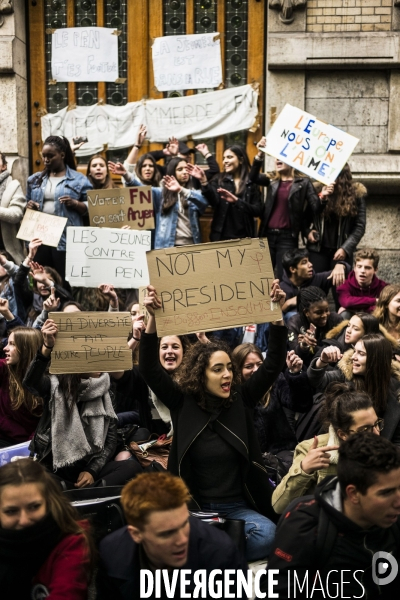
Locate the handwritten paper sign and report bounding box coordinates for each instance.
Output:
[41,84,259,154]
[51,27,118,83]
[146,238,281,337]
[87,186,154,230]
[65,227,150,288]
[48,311,132,374]
[17,209,68,248]
[264,104,359,185]
[152,33,222,92]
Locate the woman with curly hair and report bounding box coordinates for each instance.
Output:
[0,459,95,598]
[139,282,287,562]
[373,284,400,343]
[305,163,367,272]
[0,326,43,448]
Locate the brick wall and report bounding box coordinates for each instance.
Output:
[307,0,392,33]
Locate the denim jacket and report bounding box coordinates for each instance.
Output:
[26,166,92,251]
[126,174,208,249]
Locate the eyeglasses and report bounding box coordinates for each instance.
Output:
[348,419,384,434]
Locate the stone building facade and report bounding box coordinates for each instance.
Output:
[267,0,400,281]
[0,1,399,279]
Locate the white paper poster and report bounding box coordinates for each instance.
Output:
[41,84,259,155]
[264,104,359,185]
[51,27,119,83]
[152,33,222,91]
[17,210,68,248]
[65,227,150,288]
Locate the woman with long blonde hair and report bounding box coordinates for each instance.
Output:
[0,326,43,448]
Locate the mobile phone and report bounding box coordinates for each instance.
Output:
[73,136,88,144]
[309,323,316,337]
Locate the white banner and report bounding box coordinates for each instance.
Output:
[51,27,119,83]
[65,227,150,288]
[264,104,359,185]
[41,84,259,156]
[152,33,222,91]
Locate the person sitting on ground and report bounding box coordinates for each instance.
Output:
[0,459,95,599]
[232,345,313,460]
[336,248,388,319]
[287,286,343,366]
[307,334,400,444]
[272,382,381,514]
[22,319,142,488]
[139,282,287,562]
[280,248,349,318]
[97,472,248,600]
[264,434,400,599]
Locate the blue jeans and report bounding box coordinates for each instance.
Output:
[201,500,276,562]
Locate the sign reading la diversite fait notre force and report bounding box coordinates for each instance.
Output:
[263,104,359,185]
[146,238,282,337]
[48,311,132,374]
[87,186,154,230]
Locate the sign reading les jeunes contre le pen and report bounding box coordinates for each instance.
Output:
[87,186,154,230]
[146,238,282,337]
[263,104,359,185]
[48,312,132,374]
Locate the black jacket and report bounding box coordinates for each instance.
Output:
[287,312,343,366]
[307,354,400,445]
[280,265,350,307]
[305,181,367,257]
[139,324,287,521]
[200,174,262,241]
[97,517,248,600]
[253,370,313,455]
[22,351,117,478]
[265,476,400,599]
[249,159,321,238]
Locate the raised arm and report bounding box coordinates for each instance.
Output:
[240,281,287,407]
[139,286,184,411]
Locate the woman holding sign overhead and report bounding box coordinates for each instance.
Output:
[26,136,92,285]
[249,137,321,280]
[139,282,287,562]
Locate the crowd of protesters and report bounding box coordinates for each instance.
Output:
[0,131,400,599]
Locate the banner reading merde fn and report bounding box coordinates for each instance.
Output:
[87,186,154,230]
[48,311,132,374]
[264,104,359,185]
[146,238,282,337]
[17,209,68,248]
[152,33,222,91]
[40,84,259,156]
[65,227,150,288]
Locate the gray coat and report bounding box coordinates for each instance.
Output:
[0,175,26,263]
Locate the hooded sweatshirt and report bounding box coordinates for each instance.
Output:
[337,270,387,313]
[265,476,400,599]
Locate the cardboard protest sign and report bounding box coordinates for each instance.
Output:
[264,104,359,185]
[146,238,282,337]
[17,209,68,248]
[65,227,150,288]
[48,311,132,374]
[152,33,222,91]
[87,186,154,230]
[51,27,118,83]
